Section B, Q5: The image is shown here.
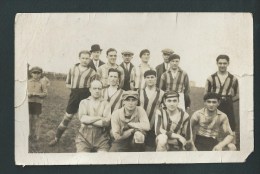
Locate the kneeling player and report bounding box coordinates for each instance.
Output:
[155,91,192,151]
[110,91,150,152]
[190,92,236,151]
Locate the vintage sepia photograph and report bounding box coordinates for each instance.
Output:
[15,13,253,164]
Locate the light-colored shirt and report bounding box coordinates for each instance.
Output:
[111,106,150,140]
[190,108,234,140]
[27,78,48,104]
[78,96,111,127]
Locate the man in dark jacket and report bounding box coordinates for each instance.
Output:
[155,48,174,88]
[88,44,105,71]
[120,51,135,91]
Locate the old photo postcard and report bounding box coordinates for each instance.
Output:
[15,13,253,165]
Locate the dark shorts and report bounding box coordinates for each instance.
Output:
[218,97,236,131]
[195,135,219,151]
[66,88,91,114]
[29,102,42,115]
[145,130,156,151]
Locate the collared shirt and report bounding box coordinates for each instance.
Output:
[190,108,234,139]
[93,60,100,70]
[103,87,124,113]
[111,106,150,140]
[66,63,96,89]
[97,63,125,88]
[78,96,111,127]
[159,67,190,94]
[139,87,164,129]
[131,64,154,89]
[27,78,48,104]
[205,72,239,101]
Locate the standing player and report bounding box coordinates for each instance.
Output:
[205,55,239,132]
[97,48,125,88]
[75,79,111,152]
[155,91,192,151]
[49,50,96,146]
[130,49,154,90]
[159,54,191,111]
[139,70,164,150]
[190,92,236,151]
[120,51,135,91]
[155,48,174,88]
[88,44,105,71]
[103,68,124,113]
[28,66,47,140]
[109,91,150,152]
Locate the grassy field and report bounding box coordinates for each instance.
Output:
[29,80,205,153]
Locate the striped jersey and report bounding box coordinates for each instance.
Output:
[139,88,164,129]
[190,108,234,139]
[66,63,96,89]
[159,68,190,94]
[103,87,124,113]
[97,63,125,88]
[205,72,239,101]
[155,108,191,145]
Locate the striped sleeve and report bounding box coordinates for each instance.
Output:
[181,113,192,140]
[232,78,239,102]
[205,76,212,94]
[159,73,166,91]
[155,109,167,135]
[66,68,72,85]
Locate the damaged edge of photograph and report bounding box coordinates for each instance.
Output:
[14,12,253,165]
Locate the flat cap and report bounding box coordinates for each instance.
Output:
[30,66,43,73]
[122,90,139,100]
[122,50,134,55]
[162,48,174,55]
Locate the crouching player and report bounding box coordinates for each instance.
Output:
[190,92,236,151]
[75,79,111,152]
[155,91,193,151]
[110,91,150,152]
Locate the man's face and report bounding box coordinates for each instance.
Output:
[31,72,41,80]
[90,80,103,99]
[124,97,138,111]
[107,51,117,65]
[145,75,156,87]
[122,54,133,64]
[91,51,101,61]
[164,97,179,112]
[163,53,171,63]
[79,53,91,67]
[140,52,150,63]
[204,98,219,112]
[169,59,180,70]
[217,59,229,73]
[108,72,119,86]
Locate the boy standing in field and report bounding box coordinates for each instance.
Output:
[49,50,96,146]
[28,66,47,140]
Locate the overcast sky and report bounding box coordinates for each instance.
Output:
[15,13,253,87]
